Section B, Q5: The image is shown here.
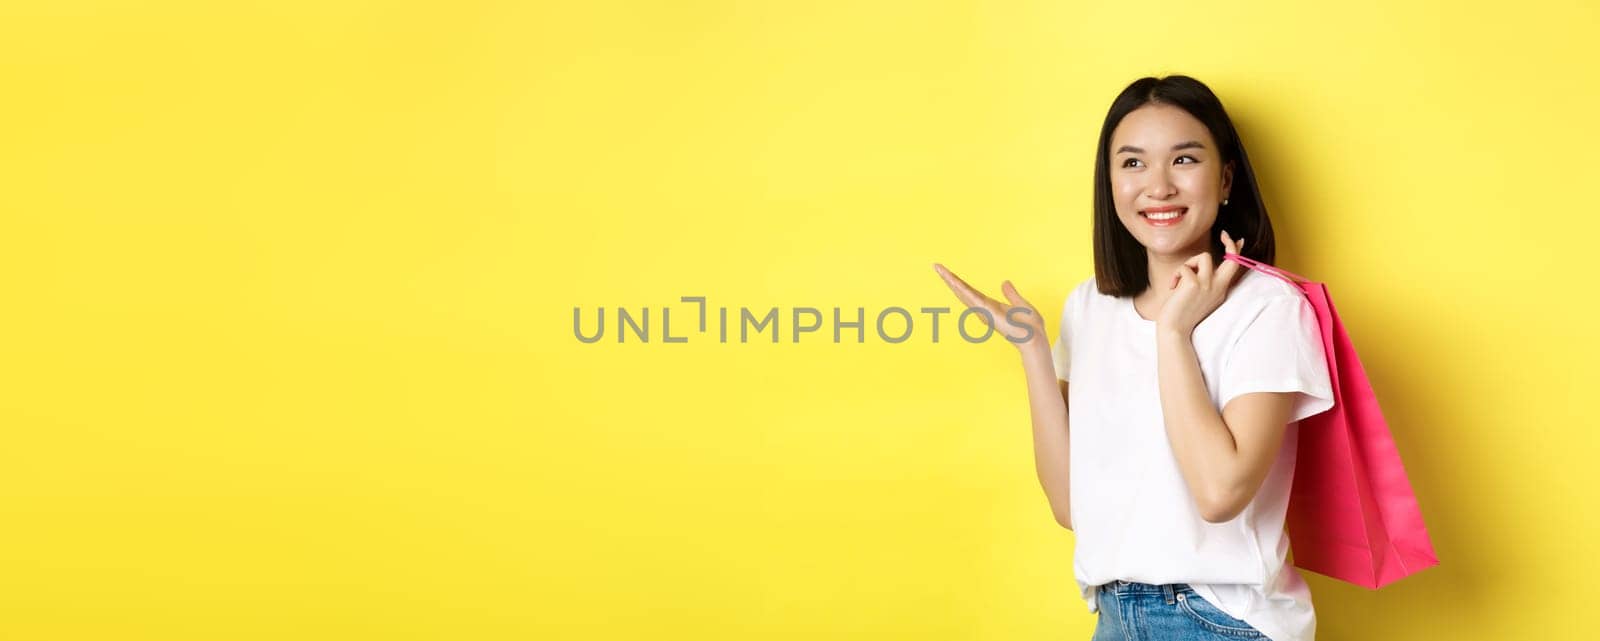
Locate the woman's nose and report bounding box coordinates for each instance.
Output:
[1146,170,1177,199]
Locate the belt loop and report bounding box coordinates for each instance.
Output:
[1162,583,1176,605]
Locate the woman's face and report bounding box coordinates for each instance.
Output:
[1108,103,1234,259]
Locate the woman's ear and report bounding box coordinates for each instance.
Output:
[1221,161,1235,202]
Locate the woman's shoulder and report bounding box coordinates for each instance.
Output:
[1230,266,1305,306]
[1064,274,1105,313]
[1071,274,1098,299]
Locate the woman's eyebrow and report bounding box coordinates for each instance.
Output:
[1114,140,1207,154]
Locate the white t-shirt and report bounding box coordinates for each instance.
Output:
[1050,268,1336,641]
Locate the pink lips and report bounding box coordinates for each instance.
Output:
[1141,207,1187,227]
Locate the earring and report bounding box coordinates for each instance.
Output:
[1222,199,1229,206]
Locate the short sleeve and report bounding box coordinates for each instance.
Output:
[1051,333,1070,382]
[1051,288,1078,382]
[1217,295,1335,424]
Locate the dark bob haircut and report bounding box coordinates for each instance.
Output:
[1092,75,1277,297]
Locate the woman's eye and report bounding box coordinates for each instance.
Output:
[1122,156,1198,168]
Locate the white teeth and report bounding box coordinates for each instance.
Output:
[1145,209,1186,220]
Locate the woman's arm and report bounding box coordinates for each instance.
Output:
[1156,329,1295,523]
[1021,340,1073,529]
[932,264,1071,529]
[1153,233,1297,523]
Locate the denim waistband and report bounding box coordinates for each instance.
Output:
[1099,579,1193,598]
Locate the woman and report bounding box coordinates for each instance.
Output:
[934,75,1335,641]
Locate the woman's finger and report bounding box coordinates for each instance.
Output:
[1183,251,1211,287]
[1001,280,1034,311]
[1216,255,1243,288]
[1195,251,1213,285]
[1173,264,1196,290]
[1217,231,1244,285]
[933,263,988,309]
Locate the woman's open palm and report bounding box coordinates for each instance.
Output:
[932,263,1047,350]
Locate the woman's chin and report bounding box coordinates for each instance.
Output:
[1142,238,1207,258]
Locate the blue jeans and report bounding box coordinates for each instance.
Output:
[1091,580,1267,640]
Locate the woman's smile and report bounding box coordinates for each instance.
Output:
[1140,206,1189,227]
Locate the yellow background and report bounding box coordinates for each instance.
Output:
[2,1,1594,639]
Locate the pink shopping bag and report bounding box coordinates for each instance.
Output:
[1223,253,1439,589]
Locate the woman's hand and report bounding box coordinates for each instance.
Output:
[932,263,1047,352]
[1156,230,1247,336]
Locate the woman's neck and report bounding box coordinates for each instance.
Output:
[1133,245,1212,318]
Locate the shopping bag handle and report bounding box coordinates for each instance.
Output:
[1222,252,1311,286]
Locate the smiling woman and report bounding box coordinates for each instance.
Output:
[1073,76,1335,641]
[1093,78,1278,302]
[934,74,1336,641]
